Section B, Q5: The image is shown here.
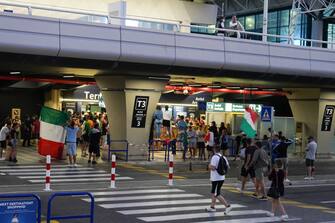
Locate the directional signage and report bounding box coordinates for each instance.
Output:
[131,96,149,128]
[0,200,37,223]
[260,106,273,122]
[321,105,335,131]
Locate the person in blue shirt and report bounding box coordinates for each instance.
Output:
[65,119,79,167]
[271,134,280,164]
[153,106,163,140]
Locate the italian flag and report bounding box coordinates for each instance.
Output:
[240,106,258,138]
[38,107,69,159]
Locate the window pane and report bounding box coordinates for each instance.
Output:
[268,11,277,28]
[245,15,255,30]
[238,16,245,27]
[255,14,263,29]
[280,10,290,26]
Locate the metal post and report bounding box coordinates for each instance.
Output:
[269,106,274,168]
[262,0,268,42]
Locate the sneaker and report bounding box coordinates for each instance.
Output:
[280,215,289,221]
[73,163,78,168]
[205,207,216,212]
[304,176,311,180]
[258,196,268,201]
[88,160,91,164]
[266,212,275,217]
[67,164,73,168]
[224,205,232,215]
[252,193,258,198]
[92,160,97,165]
[310,176,315,180]
[236,188,243,193]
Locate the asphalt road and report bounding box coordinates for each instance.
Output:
[1,160,335,223]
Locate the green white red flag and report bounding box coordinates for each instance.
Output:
[38,106,69,159]
[240,106,258,138]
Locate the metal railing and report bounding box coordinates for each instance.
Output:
[0,1,334,49]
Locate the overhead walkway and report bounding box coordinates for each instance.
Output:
[0,1,334,78]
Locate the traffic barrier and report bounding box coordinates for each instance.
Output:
[0,193,41,223]
[108,139,129,162]
[47,192,94,223]
[168,155,174,186]
[44,155,51,191]
[110,154,116,189]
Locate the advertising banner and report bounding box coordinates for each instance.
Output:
[0,200,37,223]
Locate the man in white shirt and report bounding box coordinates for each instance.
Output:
[162,105,172,135]
[305,136,317,180]
[229,15,245,38]
[206,146,232,214]
[0,120,11,158]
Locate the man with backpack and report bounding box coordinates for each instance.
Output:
[206,146,232,214]
[249,141,270,200]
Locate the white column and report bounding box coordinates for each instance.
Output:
[262,0,268,42]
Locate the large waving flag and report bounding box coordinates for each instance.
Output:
[240,106,258,138]
[38,107,69,159]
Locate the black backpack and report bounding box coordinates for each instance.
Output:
[216,154,228,175]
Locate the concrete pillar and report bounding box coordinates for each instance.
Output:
[95,75,167,160]
[44,89,61,110]
[287,88,335,157]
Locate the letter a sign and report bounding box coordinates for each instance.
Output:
[261,106,272,122]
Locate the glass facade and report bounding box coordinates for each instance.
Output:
[225,8,310,45]
[327,23,335,49]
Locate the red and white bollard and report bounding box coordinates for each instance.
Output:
[168,155,174,186]
[44,155,51,191]
[110,154,116,189]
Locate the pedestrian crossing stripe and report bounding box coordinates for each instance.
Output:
[0,165,82,169]
[138,210,269,222]
[0,167,95,172]
[8,170,106,175]
[87,188,301,223]
[29,176,133,183]
[92,189,184,196]
[83,193,202,202]
[19,173,117,179]
[118,204,246,215]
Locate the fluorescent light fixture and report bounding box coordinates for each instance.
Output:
[188,83,202,87]
[207,85,221,88]
[157,103,197,107]
[162,90,174,94]
[76,84,88,89]
[192,91,205,95]
[244,87,258,91]
[10,71,20,75]
[227,86,240,90]
[169,82,184,86]
[148,76,170,81]
[63,75,75,78]
[263,88,278,91]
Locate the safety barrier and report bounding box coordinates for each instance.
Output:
[110,154,116,189]
[44,155,51,191]
[148,139,169,161]
[47,192,94,223]
[0,193,41,223]
[108,140,129,162]
[168,155,174,186]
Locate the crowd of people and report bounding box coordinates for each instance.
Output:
[64,112,109,167]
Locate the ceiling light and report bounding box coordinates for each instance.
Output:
[227,86,240,90]
[188,83,202,87]
[148,76,170,80]
[263,88,278,91]
[207,85,221,88]
[169,82,184,86]
[63,75,75,78]
[10,71,21,75]
[244,87,258,91]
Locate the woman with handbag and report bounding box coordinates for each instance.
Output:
[267,159,289,221]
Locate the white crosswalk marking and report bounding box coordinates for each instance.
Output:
[118,204,246,215]
[138,210,269,222]
[83,193,202,202]
[0,164,133,184]
[88,188,301,223]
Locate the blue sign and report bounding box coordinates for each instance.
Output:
[0,200,37,223]
[261,106,273,122]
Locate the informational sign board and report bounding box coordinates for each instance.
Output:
[11,108,21,120]
[206,102,262,113]
[131,96,149,128]
[0,199,37,223]
[321,105,335,131]
[260,106,273,122]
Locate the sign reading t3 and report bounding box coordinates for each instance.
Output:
[321,105,335,131]
[131,96,149,128]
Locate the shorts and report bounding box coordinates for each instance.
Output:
[241,166,256,178]
[275,158,288,171]
[211,180,224,196]
[0,140,6,149]
[163,120,170,128]
[255,167,265,181]
[197,142,205,149]
[188,141,196,148]
[102,135,108,146]
[67,143,77,156]
[306,158,315,167]
[89,144,100,154]
[83,134,89,143]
